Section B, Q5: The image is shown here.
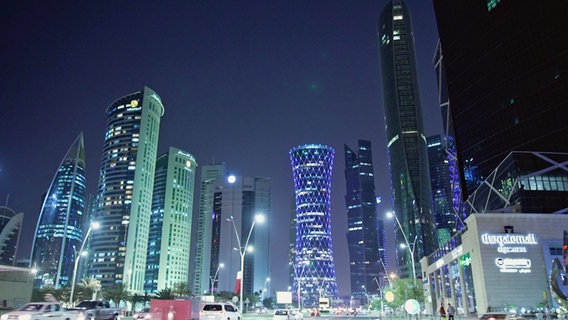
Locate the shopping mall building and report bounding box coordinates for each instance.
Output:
[420,213,567,315]
[420,152,568,315]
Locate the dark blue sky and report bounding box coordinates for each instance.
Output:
[0,1,442,296]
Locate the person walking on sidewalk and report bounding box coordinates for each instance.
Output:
[447,303,455,320]
[439,304,446,320]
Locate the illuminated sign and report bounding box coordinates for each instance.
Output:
[481,233,537,246]
[481,233,538,255]
[482,233,538,273]
[495,258,532,273]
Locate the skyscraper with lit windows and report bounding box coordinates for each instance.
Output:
[377,0,437,278]
[290,144,338,307]
[427,135,455,246]
[89,87,164,291]
[192,164,271,297]
[0,207,23,266]
[145,147,197,293]
[31,133,86,288]
[344,140,385,302]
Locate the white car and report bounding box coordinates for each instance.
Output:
[0,302,73,320]
[199,303,240,320]
[274,309,303,320]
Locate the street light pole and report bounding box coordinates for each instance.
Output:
[387,211,417,280]
[263,277,270,300]
[399,235,418,282]
[227,214,264,314]
[210,263,224,295]
[69,221,100,306]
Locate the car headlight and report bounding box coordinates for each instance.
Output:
[0,314,8,320]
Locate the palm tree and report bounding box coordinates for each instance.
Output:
[172,282,191,298]
[78,278,102,301]
[104,283,130,307]
[154,288,175,300]
[127,293,145,311]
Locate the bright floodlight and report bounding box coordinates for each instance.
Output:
[386,211,394,219]
[227,175,236,184]
[219,263,225,268]
[91,221,101,229]
[255,214,265,223]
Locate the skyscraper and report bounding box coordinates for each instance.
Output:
[191,164,226,295]
[145,147,197,293]
[377,0,437,277]
[217,175,270,299]
[0,206,23,266]
[344,140,385,301]
[193,164,271,298]
[89,87,164,291]
[31,133,86,288]
[290,144,338,307]
[432,1,568,201]
[427,135,454,246]
[433,42,465,228]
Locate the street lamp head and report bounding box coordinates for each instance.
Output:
[386,211,394,219]
[219,263,225,268]
[91,221,100,229]
[400,243,407,249]
[227,175,236,184]
[254,214,265,224]
[80,251,88,257]
[266,277,270,282]
[246,246,254,253]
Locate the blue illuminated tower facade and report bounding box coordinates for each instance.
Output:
[290,144,338,307]
[345,140,386,301]
[90,87,164,291]
[377,0,437,278]
[145,147,197,293]
[427,135,455,246]
[31,133,86,288]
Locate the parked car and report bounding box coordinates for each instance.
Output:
[0,302,73,320]
[67,300,123,320]
[132,308,151,320]
[199,302,240,320]
[274,309,303,320]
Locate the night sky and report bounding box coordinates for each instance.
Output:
[1,1,442,296]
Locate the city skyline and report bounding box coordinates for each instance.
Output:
[0,1,443,295]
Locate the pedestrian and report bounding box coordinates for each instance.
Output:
[447,303,455,320]
[439,304,446,320]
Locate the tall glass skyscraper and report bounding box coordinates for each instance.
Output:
[0,206,23,266]
[90,87,164,291]
[427,135,455,246]
[344,140,385,300]
[377,0,437,278]
[193,164,271,297]
[145,147,197,293]
[290,144,338,307]
[433,1,568,201]
[192,164,226,295]
[31,133,86,288]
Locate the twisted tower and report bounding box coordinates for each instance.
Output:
[290,144,338,307]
